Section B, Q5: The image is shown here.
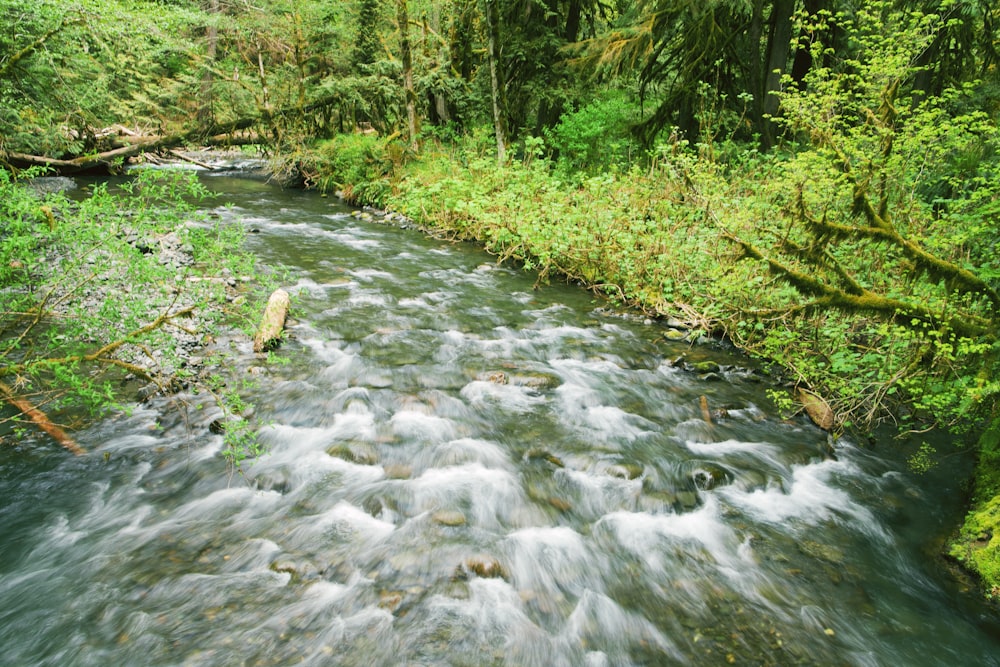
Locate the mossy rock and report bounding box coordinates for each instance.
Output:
[950,420,1000,599]
[508,372,562,390]
[951,493,1000,599]
[797,539,846,565]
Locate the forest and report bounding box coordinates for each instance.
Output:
[2,0,1000,598]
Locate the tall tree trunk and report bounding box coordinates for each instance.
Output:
[485,0,507,162]
[564,0,583,41]
[761,0,796,147]
[791,0,827,85]
[199,0,220,124]
[430,1,451,125]
[398,0,420,149]
[292,5,308,127]
[748,0,765,141]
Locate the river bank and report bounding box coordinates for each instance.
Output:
[298,136,1000,602]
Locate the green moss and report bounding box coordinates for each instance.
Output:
[951,420,1000,599]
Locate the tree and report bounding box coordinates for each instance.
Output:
[397,0,420,149]
[720,3,999,428]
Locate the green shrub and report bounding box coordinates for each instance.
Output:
[545,92,641,174]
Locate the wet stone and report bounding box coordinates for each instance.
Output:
[691,464,731,490]
[432,510,467,527]
[268,558,320,583]
[607,463,644,480]
[383,464,412,479]
[548,496,572,512]
[326,442,378,465]
[477,371,508,384]
[797,540,846,565]
[455,558,508,581]
[525,448,564,468]
[676,490,700,509]
[508,372,561,390]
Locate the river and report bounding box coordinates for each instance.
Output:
[1,172,998,666]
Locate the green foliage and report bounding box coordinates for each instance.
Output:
[203,372,267,481]
[0,0,208,155]
[312,133,402,205]
[545,92,641,174]
[0,167,266,471]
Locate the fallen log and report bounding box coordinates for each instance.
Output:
[3,116,261,175]
[0,380,85,455]
[167,149,216,171]
[2,92,343,176]
[254,289,290,353]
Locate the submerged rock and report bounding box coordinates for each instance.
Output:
[606,463,644,480]
[691,464,731,490]
[326,442,379,465]
[453,558,508,581]
[432,510,467,526]
[525,448,565,468]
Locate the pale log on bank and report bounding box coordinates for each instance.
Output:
[254,289,290,353]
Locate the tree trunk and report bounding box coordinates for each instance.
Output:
[429,2,452,125]
[748,0,765,139]
[564,0,583,42]
[199,0,220,124]
[485,0,507,163]
[761,0,796,147]
[397,0,420,150]
[790,0,827,85]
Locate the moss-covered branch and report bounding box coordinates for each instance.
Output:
[796,192,1000,311]
[0,15,83,81]
[729,233,992,339]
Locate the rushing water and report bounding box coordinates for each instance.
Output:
[2,174,999,666]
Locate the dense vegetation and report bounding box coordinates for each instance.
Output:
[1,0,999,596]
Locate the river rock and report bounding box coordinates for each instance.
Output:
[676,490,699,509]
[606,463,644,480]
[691,464,731,490]
[432,510,467,526]
[326,442,378,465]
[477,371,508,384]
[797,539,845,565]
[508,372,562,390]
[269,557,320,583]
[454,558,508,581]
[383,464,412,479]
[525,448,564,468]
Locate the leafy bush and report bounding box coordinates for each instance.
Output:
[0,168,267,471]
[313,133,400,205]
[544,92,641,174]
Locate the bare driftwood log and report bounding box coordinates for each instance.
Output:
[254,289,290,353]
[0,380,85,455]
